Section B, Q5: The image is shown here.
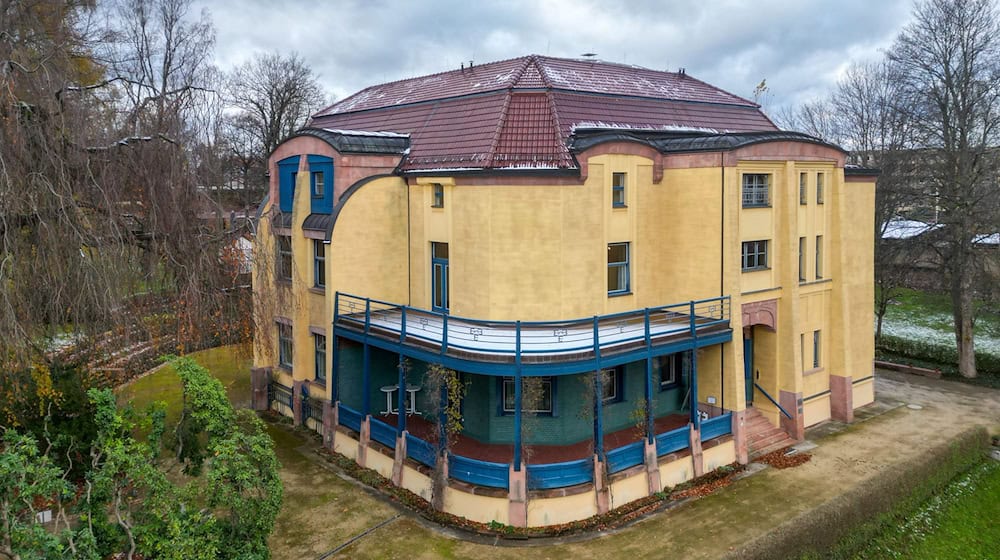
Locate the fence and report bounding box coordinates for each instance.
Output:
[448,454,510,489]
[369,417,397,449]
[605,440,646,474]
[527,458,594,490]
[338,403,363,433]
[700,412,733,441]
[655,425,690,457]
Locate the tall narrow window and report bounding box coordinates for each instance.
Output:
[612,172,627,207]
[431,242,449,312]
[800,333,806,372]
[601,367,624,403]
[276,235,292,281]
[314,334,326,382]
[655,353,686,389]
[607,242,630,295]
[813,330,822,368]
[502,377,553,414]
[432,183,444,208]
[311,171,324,197]
[815,235,824,279]
[313,240,326,288]
[741,240,768,271]
[742,174,770,207]
[816,173,825,204]
[278,323,293,369]
[798,237,806,282]
[799,172,807,205]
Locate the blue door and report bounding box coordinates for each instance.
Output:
[743,331,754,404]
[431,242,449,312]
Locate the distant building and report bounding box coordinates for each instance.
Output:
[251,55,877,527]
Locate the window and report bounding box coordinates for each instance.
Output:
[816,173,825,204]
[278,323,293,369]
[314,334,326,382]
[276,235,292,281]
[611,172,627,207]
[600,367,624,403]
[431,242,449,312]
[798,237,806,282]
[502,377,553,414]
[813,330,822,368]
[311,171,324,198]
[313,240,325,288]
[815,235,824,279]
[607,242,630,295]
[742,174,770,207]
[799,172,807,205]
[741,240,768,271]
[432,183,444,208]
[655,353,685,389]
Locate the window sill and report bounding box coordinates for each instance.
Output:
[612,204,628,209]
[608,291,633,298]
[500,410,554,417]
[309,286,326,295]
[308,380,326,392]
[804,367,825,377]
[659,381,680,392]
[431,205,444,209]
[741,267,770,273]
[276,278,292,287]
[742,204,771,209]
[277,364,292,373]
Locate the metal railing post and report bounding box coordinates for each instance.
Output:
[514,321,522,471]
[441,313,449,355]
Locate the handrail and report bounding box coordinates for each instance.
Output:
[753,383,792,419]
[334,292,731,357]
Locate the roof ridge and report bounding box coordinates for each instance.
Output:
[485,91,514,168]
[545,90,571,164]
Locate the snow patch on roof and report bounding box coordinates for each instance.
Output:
[882,219,940,239]
[321,128,410,138]
[571,121,721,134]
[974,233,1000,245]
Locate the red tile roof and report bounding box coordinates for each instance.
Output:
[309,55,778,171]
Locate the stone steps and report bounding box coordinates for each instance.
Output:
[744,407,797,459]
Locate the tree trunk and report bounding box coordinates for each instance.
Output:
[951,271,977,378]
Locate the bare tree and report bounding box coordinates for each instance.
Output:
[225,51,327,198]
[888,0,1000,378]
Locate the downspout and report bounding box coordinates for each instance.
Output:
[720,153,725,412]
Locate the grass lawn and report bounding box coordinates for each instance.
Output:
[833,459,1000,559]
[116,345,253,421]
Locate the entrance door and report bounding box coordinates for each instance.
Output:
[431,242,449,312]
[743,329,754,404]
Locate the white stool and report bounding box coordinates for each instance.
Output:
[379,385,399,414]
[405,385,421,414]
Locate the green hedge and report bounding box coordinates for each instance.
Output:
[877,334,1000,377]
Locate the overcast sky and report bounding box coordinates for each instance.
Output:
[193,0,916,116]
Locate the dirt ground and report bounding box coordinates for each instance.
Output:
[268,371,1000,559]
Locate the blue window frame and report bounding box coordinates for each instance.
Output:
[741,240,768,271]
[432,183,444,208]
[431,242,449,312]
[742,173,770,208]
[276,235,292,281]
[277,155,300,213]
[500,376,554,415]
[601,366,624,403]
[278,323,293,369]
[655,353,687,390]
[313,240,325,288]
[314,334,326,382]
[607,242,630,295]
[612,172,627,207]
[311,171,324,198]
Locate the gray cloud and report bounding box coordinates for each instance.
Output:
[195,0,914,115]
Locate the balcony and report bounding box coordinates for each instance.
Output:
[333,292,732,375]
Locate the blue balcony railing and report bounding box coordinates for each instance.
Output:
[334,292,730,360]
[405,433,437,467]
[700,412,733,441]
[338,403,363,432]
[655,425,690,457]
[448,455,510,489]
[370,417,397,449]
[605,440,646,474]
[527,458,594,490]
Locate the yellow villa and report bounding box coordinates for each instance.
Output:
[250,55,877,527]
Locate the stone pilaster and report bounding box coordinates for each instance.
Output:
[830,375,854,423]
[250,367,271,411]
[689,423,704,477]
[731,409,749,465]
[779,390,805,441]
[292,379,304,426]
[508,464,528,527]
[594,455,610,514]
[643,439,662,494]
[358,415,371,467]
[322,400,335,449]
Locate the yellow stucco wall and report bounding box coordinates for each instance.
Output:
[608,470,650,510]
[442,488,510,525]
[401,466,434,502]
[658,454,695,488]
[703,440,736,471]
[526,492,599,527]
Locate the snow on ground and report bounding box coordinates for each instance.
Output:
[881,308,1000,356]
